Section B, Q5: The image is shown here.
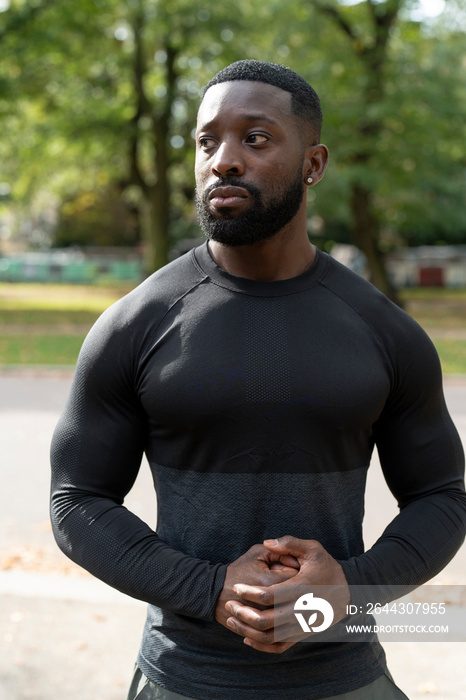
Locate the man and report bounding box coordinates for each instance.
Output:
[50,60,466,700]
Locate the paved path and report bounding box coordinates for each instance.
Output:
[1,373,465,699]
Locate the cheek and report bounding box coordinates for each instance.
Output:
[274,160,291,171]
[194,154,208,180]
[268,157,302,186]
[264,163,301,195]
[194,172,208,196]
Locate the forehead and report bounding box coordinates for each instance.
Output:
[197,81,294,130]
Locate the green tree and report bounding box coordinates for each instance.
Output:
[248,0,466,302]
[307,0,405,303]
[116,0,248,271]
[1,0,465,292]
[0,0,249,269]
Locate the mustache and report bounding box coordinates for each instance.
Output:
[202,178,262,201]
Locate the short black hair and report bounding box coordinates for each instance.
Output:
[202,59,322,143]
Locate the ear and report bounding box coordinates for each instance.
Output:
[303,144,329,187]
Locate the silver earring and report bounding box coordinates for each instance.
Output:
[306,176,313,184]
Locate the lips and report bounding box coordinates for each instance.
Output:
[208,186,250,209]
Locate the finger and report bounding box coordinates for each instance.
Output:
[226,613,302,645]
[246,622,308,646]
[225,601,274,631]
[233,583,275,607]
[225,613,273,641]
[243,621,309,650]
[273,569,299,581]
[268,563,297,573]
[263,536,316,558]
[269,554,300,569]
[233,578,309,607]
[268,564,300,578]
[262,549,300,568]
[226,600,293,631]
[281,554,300,568]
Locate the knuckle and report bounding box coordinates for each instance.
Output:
[261,589,274,606]
[250,544,264,556]
[259,630,275,644]
[308,540,325,558]
[256,616,270,632]
[258,573,272,587]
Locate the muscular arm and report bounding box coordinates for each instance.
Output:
[224,324,466,651]
[339,327,466,601]
[50,305,227,621]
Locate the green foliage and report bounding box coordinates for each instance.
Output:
[0,0,465,265]
[54,187,140,247]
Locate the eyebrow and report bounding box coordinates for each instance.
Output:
[241,113,280,126]
[197,113,281,132]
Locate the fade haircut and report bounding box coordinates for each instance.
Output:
[202,59,323,144]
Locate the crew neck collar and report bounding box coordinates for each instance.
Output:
[191,241,328,297]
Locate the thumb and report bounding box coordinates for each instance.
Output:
[263,535,312,558]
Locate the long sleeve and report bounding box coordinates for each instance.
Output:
[50,298,227,621]
[338,319,466,601]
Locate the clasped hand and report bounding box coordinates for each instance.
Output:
[214,536,350,654]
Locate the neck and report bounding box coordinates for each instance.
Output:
[207,212,315,282]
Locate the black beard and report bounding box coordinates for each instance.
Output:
[195,170,305,248]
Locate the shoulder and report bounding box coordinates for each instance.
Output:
[319,253,441,384]
[320,253,402,322]
[105,248,206,328]
[90,248,206,336]
[320,253,429,342]
[76,248,207,372]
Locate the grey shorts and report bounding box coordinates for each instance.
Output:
[126,666,410,700]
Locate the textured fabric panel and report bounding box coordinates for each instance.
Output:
[151,463,367,564]
[139,271,386,476]
[245,297,291,403]
[137,612,387,700]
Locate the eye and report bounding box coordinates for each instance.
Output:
[198,136,217,149]
[246,133,268,144]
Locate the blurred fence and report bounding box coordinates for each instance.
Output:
[0,248,143,285]
[2,244,466,288]
[331,244,466,288]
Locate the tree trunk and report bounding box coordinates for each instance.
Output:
[145,43,177,273]
[350,183,401,305]
[312,1,403,305]
[129,5,176,274]
[145,170,170,274]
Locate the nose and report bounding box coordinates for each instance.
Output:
[211,139,245,178]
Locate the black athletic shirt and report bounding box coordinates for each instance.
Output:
[50,243,466,699]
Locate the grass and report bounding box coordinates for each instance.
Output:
[431,340,466,376]
[0,283,131,366]
[399,288,466,372]
[0,308,101,326]
[0,282,129,312]
[399,287,466,300]
[0,283,465,372]
[0,334,86,365]
[401,290,466,330]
